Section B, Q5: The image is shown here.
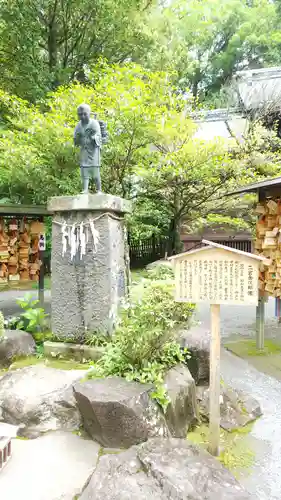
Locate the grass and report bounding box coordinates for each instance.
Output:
[98,447,125,459]
[7,356,90,371]
[225,339,281,357]
[130,269,147,283]
[225,339,281,381]
[187,424,255,478]
[32,276,51,290]
[0,355,91,378]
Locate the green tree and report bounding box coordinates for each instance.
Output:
[0,62,278,253]
[146,0,280,103]
[136,115,281,252]
[0,63,183,203]
[0,0,156,101]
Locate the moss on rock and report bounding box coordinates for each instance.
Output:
[8,356,90,371]
[187,424,255,478]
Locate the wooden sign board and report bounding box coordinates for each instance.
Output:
[174,247,259,306]
[171,240,269,307]
[169,240,270,456]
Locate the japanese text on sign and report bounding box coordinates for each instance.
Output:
[175,248,259,306]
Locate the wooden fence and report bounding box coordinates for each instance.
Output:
[128,235,168,268]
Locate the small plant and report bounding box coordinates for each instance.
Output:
[16,293,49,338]
[4,315,21,330]
[85,332,109,347]
[0,311,4,337]
[16,293,41,312]
[88,279,194,411]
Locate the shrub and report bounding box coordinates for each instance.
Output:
[88,278,194,410]
[117,279,193,366]
[8,293,50,341]
[144,263,174,281]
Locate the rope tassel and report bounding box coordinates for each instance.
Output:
[61,222,68,257]
[54,212,123,259]
[70,224,76,260]
[89,220,100,254]
[79,222,86,259]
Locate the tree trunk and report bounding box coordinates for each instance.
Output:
[167,217,182,256]
[192,67,202,104]
[48,23,58,71]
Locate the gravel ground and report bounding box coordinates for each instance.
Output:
[221,350,281,500]
[195,297,281,341]
[193,300,281,500]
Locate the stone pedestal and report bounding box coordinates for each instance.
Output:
[48,193,131,341]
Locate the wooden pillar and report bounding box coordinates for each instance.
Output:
[255,188,265,349]
[256,295,265,350]
[208,303,221,456]
[275,297,281,324]
[38,216,45,308]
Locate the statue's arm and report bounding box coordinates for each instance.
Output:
[90,120,102,145]
[74,125,81,146]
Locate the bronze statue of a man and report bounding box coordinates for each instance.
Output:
[74,104,102,193]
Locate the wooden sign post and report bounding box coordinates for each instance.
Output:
[169,239,270,456]
[209,302,220,456]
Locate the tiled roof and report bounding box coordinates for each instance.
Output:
[234,66,281,111]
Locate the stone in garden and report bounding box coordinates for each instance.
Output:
[0,329,36,368]
[73,376,170,448]
[80,437,254,499]
[48,193,131,341]
[197,385,262,431]
[164,364,199,437]
[80,446,163,500]
[43,340,105,362]
[178,325,210,385]
[0,431,100,500]
[0,365,86,438]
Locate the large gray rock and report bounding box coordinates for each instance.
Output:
[0,365,85,438]
[73,377,170,448]
[80,438,254,499]
[197,385,262,431]
[80,447,163,500]
[0,329,36,368]
[164,364,199,437]
[178,326,210,385]
[0,431,100,500]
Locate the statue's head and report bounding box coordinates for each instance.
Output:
[77,104,91,124]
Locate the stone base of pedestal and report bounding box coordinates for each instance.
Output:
[48,193,131,341]
[43,341,105,362]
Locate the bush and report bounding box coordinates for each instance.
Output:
[88,278,195,410]
[144,263,174,281]
[6,293,50,343]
